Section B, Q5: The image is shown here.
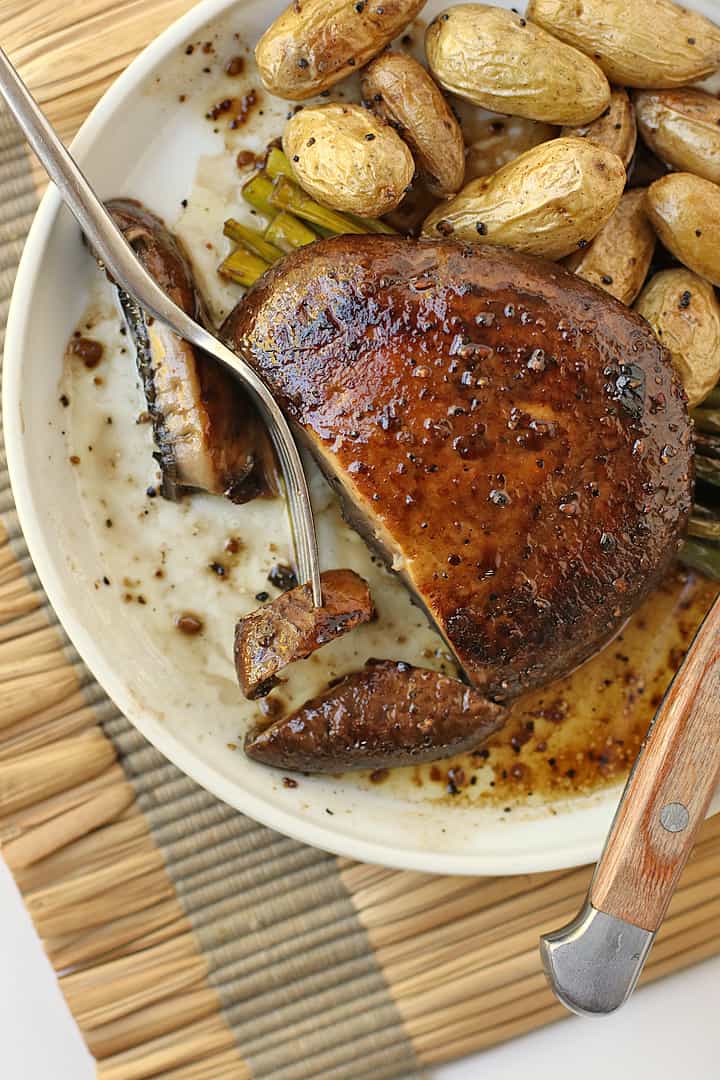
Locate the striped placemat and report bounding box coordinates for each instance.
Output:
[2,3,720,1078]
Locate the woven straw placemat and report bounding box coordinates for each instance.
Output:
[1,3,720,1078]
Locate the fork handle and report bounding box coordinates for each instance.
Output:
[0,45,323,606]
[590,594,720,933]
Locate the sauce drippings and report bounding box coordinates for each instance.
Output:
[206,89,259,127]
[175,613,204,635]
[67,336,104,369]
[405,567,717,803]
[225,56,245,77]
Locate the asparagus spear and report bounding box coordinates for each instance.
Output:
[702,387,720,409]
[689,504,720,542]
[223,219,283,262]
[218,245,269,287]
[695,431,720,459]
[265,211,318,251]
[692,408,720,435]
[241,172,277,217]
[678,537,720,580]
[269,175,371,235]
[267,147,398,233]
[695,455,720,487]
[265,146,296,181]
[347,212,398,235]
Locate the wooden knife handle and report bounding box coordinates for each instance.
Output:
[590,594,720,933]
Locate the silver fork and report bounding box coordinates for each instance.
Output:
[0,47,322,606]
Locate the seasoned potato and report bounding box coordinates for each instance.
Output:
[422,136,626,259]
[564,190,655,305]
[283,104,414,217]
[454,107,557,182]
[635,269,720,406]
[361,52,465,196]
[425,4,610,125]
[646,173,720,287]
[255,0,426,100]
[634,89,720,185]
[562,88,637,169]
[527,0,720,88]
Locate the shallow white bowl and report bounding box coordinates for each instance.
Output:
[5,0,718,875]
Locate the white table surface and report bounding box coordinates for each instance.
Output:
[1,857,716,1079]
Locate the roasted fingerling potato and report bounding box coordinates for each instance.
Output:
[634,89,720,186]
[426,4,610,126]
[283,103,415,217]
[562,88,637,169]
[564,189,655,305]
[255,0,426,100]
[422,136,626,260]
[527,0,720,88]
[361,51,465,197]
[635,268,720,407]
[646,172,720,288]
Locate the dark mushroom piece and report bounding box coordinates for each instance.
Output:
[105,199,277,502]
[235,568,374,698]
[223,235,692,702]
[244,659,506,772]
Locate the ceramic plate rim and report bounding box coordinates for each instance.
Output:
[2,0,667,876]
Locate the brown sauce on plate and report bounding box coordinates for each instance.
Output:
[406,566,718,803]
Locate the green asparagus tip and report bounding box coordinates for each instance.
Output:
[265,146,296,181]
[269,175,370,236]
[223,219,283,262]
[347,212,399,235]
[692,408,720,436]
[678,537,720,581]
[218,244,269,288]
[695,455,720,488]
[689,505,720,542]
[265,211,318,252]
[241,172,276,218]
[243,153,399,241]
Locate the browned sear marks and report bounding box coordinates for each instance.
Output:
[224,236,692,704]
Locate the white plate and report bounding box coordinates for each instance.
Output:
[5,0,719,876]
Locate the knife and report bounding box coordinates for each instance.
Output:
[541,592,720,1015]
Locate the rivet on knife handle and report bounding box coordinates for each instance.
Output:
[541,594,720,1016]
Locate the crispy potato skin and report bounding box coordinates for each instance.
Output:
[224,236,692,701]
[564,189,655,305]
[646,172,720,288]
[635,89,720,186]
[426,3,610,125]
[283,103,414,217]
[562,88,637,169]
[244,660,506,772]
[636,268,720,408]
[255,0,426,100]
[361,51,465,197]
[422,137,626,260]
[527,0,720,88]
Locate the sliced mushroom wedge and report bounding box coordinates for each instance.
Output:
[106,199,277,502]
[235,568,374,699]
[245,659,506,772]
